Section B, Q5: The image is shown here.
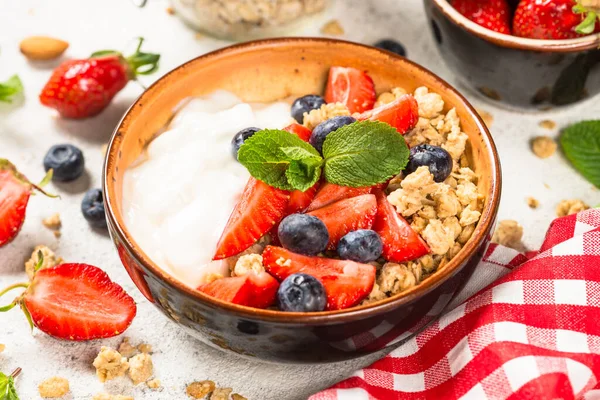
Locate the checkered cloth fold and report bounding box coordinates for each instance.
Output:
[311,209,600,400]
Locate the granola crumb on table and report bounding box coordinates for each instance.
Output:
[320,19,344,35]
[146,378,161,389]
[38,376,70,398]
[137,343,152,354]
[539,119,557,130]
[93,347,129,383]
[211,387,233,400]
[526,197,540,209]
[531,136,557,158]
[118,337,137,358]
[93,394,134,400]
[186,380,216,399]
[302,102,350,130]
[128,353,153,385]
[25,245,63,280]
[42,213,61,231]
[0,344,4,352]
[556,199,589,217]
[492,220,524,249]
[232,394,248,400]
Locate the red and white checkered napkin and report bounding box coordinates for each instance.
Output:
[311,209,600,400]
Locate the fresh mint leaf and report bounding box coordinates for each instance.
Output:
[0,373,8,398]
[560,120,600,188]
[0,75,23,103]
[0,372,19,400]
[322,120,409,187]
[238,129,323,191]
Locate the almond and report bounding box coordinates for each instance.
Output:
[20,36,69,60]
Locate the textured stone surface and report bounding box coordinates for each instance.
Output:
[0,0,598,399]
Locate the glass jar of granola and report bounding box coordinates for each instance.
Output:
[171,0,329,41]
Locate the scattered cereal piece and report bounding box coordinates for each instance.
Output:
[320,19,344,35]
[146,379,161,389]
[93,394,134,400]
[42,213,61,231]
[0,344,4,352]
[93,347,129,383]
[118,337,137,358]
[302,102,350,130]
[166,6,175,14]
[556,199,589,217]
[232,394,247,400]
[492,220,523,249]
[38,376,70,398]
[25,245,63,280]
[539,119,557,130]
[211,388,233,400]
[544,183,551,189]
[476,108,493,127]
[128,353,153,385]
[526,197,539,209]
[186,380,216,399]
[137,343,152,354]
[531,136,557,159]
[233,254,264,276]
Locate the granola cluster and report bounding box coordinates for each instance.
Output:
[302,102,350,130]
[366,86,483,302]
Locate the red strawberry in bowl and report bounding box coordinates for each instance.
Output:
[452,0,512,34]
[197,272,279,309]
[1,261,136,340]
[325,67,376,114]
[0,159,56,247]
[39,38,160,119]
[262,246,376,310]
[356,94,419,135]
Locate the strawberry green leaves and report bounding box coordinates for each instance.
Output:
[560,120,600,188]
[0,75,23,103]
[238,121,409,191]
[573,2,600,34]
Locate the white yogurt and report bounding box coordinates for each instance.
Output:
[122,90,292,288]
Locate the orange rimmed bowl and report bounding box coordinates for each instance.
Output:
[104,38,501,363]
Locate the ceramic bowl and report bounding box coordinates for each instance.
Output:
[104,38,501,363]
[424,0,600,109]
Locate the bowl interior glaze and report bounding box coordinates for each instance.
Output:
[105,38,501,323]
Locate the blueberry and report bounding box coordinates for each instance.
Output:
[291,95,326,124]
[337,229,383,263]
[81,188,107,229]
[277,273,327,312]
[231,127,260,159]
[374,39,407,57]
[278,214,329,256]
[310,116,356,154]
[405,144,453,182]
[43,144,85,182]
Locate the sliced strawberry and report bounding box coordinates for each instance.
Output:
[306,182,372,212]
[372,189,430,263]
[263,246,376,310]
[23,263,137,340]
[197,272,279,309]
[308,194,377,250]
[324,67,376,114]
[283,123,312,142]
[356,95,419,134]
[214,178,289,260]
[0,159,54,247]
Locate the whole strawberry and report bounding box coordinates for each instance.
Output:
[39,38,159,119]
[513,0,600,39]
[0,159,55,247]
[452,0,512,34]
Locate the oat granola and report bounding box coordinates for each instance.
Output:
[556,199,589,217]
[233,254,265,276]
[128,353,153,385]
[25,245,63,280]
[146,378,161,389]
[137,343,152,354]
[210,388,233,400]
[42,213,61,232]
[118,337,137,358]
[492,220,524,249]
[531,136,557,158]
[320,19,344,35]
[186,380,216,398]
[302,102,350,130]
[0,344,5,352]
[38,376,69,398]
[526,197,540,209]
[93,346,129,383]
[232,394,248,400]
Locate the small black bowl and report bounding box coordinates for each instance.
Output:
[424,0,600,109]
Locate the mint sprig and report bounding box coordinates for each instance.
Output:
[0,75,23,103]
[560,120,600,188]
[0,371,19,400]
[238,121,409,191]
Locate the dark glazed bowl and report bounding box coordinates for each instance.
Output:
[104,38,501,363]
[425,0,600,109]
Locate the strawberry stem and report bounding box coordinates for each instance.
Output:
[125,37,160,77]
[21,304,34,331]
[574,1,600,34]
[0,282,28,298]
[10,368,22,378]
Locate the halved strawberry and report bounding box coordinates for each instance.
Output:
[1,263,137,341]
[214,178,289,260]
[372,189,430,263]
[324,67,376,114]
[283,123,312,142]
[197,272,279,309]
[0,159,55,247]
[263,246,376,310]
[308,194,377,249]
[356,95,419,134]
[306,182,372,212]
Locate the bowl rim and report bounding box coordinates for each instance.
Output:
[430,0,600,52]
[104,37,502,324]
